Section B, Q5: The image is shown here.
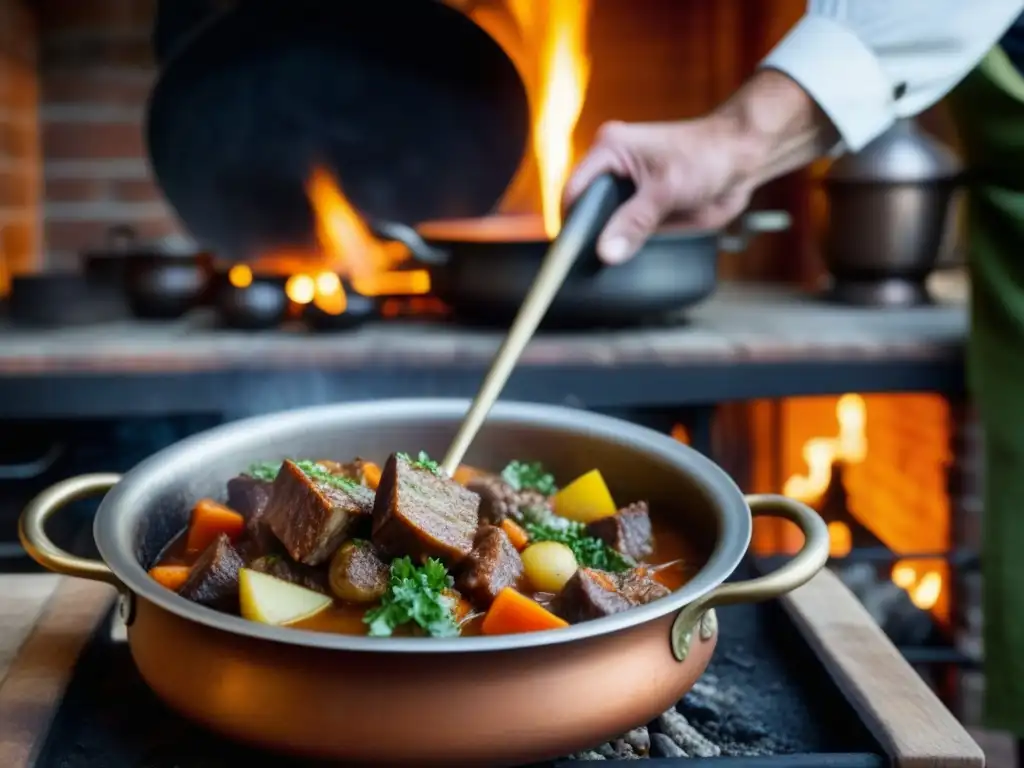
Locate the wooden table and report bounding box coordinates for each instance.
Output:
[0,570,984,767]
[0,284,968,417]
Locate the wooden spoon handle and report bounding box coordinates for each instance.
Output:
[440,173,635,476]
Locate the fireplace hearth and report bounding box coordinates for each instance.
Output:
[737,391,978,710]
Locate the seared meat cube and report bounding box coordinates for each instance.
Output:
[554,567,670,624]
[328,540,390,603]
[226,475,273,520]
[248,554,329,594]
[372,453,479,564]
[226,475,279,561]
[586,502,653,560]
[263,460,375,566]
[466,474,551,525]
[178,533,243,610]
[456,525,524,608]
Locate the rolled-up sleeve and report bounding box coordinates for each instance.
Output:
[761,0,1024,151]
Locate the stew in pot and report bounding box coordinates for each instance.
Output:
[148,452,704,637]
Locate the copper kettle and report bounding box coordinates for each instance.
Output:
[818,118,963,306]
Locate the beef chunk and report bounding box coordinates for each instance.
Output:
[586,502,654,560]
[263,460,375,566]
[226,475,273,520]
[224,475,279,562]
[178,533,243,610]
[456,525,524,608]
[328,540,390,603]
[248,554,329,594]
[466,474,551,525]
[372,453,479,564]
[554,567,670,624]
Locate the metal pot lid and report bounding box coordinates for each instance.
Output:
[146,0,529,262]
[824,118,962,183]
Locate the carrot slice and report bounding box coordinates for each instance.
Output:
[481,588,569,635]
[501,519,530,551]
[185,498,245,553]
[361,461,382,490]
[443,589,474,623]
[149,565,191,591]
[453,464,483,486]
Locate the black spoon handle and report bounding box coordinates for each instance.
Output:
[562,172,636,274]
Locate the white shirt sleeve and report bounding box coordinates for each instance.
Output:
[761,0,1024,151]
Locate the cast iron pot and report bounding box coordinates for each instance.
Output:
[19,400,827,767]
[374,211,791,326]
[81,226,214,319]
[211,269,291,330]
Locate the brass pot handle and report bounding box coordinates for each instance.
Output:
[18,473,123,587]
[671,494,830,662]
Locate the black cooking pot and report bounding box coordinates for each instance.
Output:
[211,269,291,330]
[374,211,791,326]
[81,225,214,320]
[145,0,528,263]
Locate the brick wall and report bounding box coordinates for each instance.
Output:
[37,0,183,270]
[0,0,41,293]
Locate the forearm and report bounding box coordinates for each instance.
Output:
[708,69,838,191]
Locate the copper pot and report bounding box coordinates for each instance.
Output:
[19,400,828,767]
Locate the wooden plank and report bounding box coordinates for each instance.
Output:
[778,567,985,768]
[0,577,115,768]
[0,576,61,687]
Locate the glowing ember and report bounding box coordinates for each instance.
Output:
[826,521,852,558]
[313,270,346,316]
[228,264,253,289]
[892,562,942,611]
[506,0,593,238]
[671,423,691,445]
[285,274,315,305]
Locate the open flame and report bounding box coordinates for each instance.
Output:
[228,167,430,315]
[302,168,430,312]
[506,0,593,238]
[783,394,866,502]
[783,394,944,613]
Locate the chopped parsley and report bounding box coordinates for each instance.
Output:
[364,557,459,638]
[245,459,357,490]
[397,450,442,476]
[246,461,283,482]
[525,520,634,573]
[501,460,557,496]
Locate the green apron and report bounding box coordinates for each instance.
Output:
[948,46,1024,735]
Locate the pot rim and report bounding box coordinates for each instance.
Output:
[95,399,751,653]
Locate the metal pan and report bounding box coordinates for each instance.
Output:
[145,0,529,263]
[19,400,828,766]
[374,211,791,326]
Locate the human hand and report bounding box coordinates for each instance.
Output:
[562,116,759,264]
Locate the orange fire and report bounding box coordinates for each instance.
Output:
[505,0,593,238]
[783,394,946,615]
[227,168,430,314]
